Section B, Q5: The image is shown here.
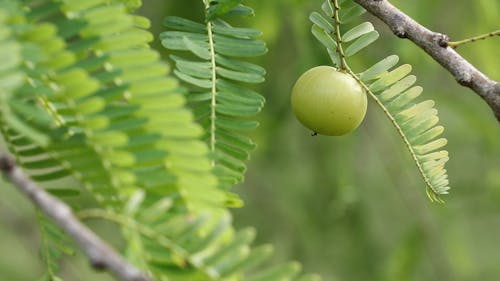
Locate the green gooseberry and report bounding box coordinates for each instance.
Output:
[291,66,367,136]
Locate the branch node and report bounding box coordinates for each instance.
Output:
[457,74,473,87]
[395,30,407,38]
[393,25,407,38]
[436,33,449,47]
[0,155,15,172]
[91,260,107,271]
[494,82,500,94]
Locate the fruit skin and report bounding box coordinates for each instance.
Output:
[291,66,367,136]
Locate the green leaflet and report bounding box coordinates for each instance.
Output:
[161,3,267,191]
[342,22,374,42]
[310,0,450,202]
[207,0,243,20]
[359,55,399,81]
[344,30,379,56]
[311,24,338,51]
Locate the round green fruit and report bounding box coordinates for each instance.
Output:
[291,66,367,136]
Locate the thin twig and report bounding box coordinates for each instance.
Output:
[0,154,150,281]
[354,0,500,121]
[448,29,500,49]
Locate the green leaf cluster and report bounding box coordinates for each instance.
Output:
[0,0,316,280]
[310,0,450,202]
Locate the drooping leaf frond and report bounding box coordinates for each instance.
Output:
[310,0,450,202]
[360,60,450,201]
[161,0,267,194]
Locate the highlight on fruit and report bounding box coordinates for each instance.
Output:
[291,66,367,136]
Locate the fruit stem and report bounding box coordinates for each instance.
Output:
[331,0,349,71]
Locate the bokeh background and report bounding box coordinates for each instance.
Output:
[1,0,499,280]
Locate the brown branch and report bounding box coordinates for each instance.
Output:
[354,0,500,121]
[0,155,150,281]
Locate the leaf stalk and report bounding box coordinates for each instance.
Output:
[204,1,218,167]
[447,29,500,49]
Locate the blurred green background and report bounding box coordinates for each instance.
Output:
[1,0,499,280]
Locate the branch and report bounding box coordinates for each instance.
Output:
[354,0,500,121]
[0,155,150,281]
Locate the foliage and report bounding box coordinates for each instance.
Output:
[3,0,498,281]
[0,0,315,280]
[161,0,267,193]
[310,0,450,202]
